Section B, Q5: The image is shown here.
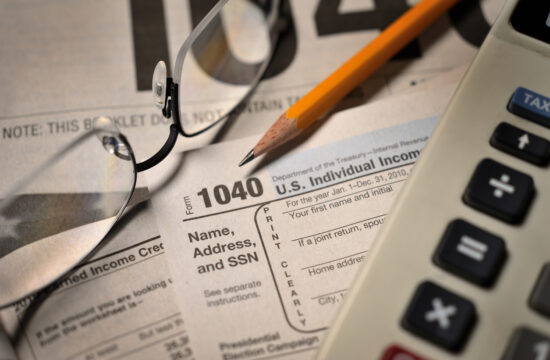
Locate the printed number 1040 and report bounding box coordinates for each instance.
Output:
[197,178,264,208]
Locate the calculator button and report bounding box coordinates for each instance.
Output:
[434,220,506,287]
[510,1,550,45]
[463,159,534,224]
[402,281,476,352]
[508,87,550,128]
[530,263,550,318]
[380,345,428,360]
[491,122,550,166]
[502,327,550,360]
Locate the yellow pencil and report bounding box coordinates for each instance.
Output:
[239,0,460,166]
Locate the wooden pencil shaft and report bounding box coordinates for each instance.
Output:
[287,0,460,130]
[245,0,459,163]
[253,113,300,155]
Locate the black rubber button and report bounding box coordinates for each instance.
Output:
[491,122,550,166]
[402,281,477,352]
[502,327,550,360]
[434,220,506,287]
[530,263,550,319]
[463,159,534,224]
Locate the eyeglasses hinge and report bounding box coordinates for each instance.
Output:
[161,77,174,118]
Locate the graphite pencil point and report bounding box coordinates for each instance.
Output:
[239,149,255,167]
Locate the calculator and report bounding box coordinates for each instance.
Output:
[316,0,550,359]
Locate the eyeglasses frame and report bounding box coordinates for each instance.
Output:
[136,0,282,172]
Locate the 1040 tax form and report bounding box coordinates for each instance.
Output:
[148,85,455,359]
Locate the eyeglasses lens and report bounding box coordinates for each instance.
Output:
[177,0,273,135]
[0,130,136,306]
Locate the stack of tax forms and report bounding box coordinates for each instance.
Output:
[0,1,506,359]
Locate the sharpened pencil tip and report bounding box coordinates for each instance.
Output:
[239,149,255,167]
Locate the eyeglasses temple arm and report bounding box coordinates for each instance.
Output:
[173,0,229,82]
[135,124,179,172]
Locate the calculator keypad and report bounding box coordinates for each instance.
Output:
[401,88,548,355]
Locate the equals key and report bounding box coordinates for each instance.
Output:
[490,122,550,166]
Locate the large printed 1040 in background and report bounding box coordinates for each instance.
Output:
[131,0,494,92]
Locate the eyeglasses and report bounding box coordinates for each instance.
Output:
[0,0,280,307]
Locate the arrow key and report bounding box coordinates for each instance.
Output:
[491,122,550,166]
